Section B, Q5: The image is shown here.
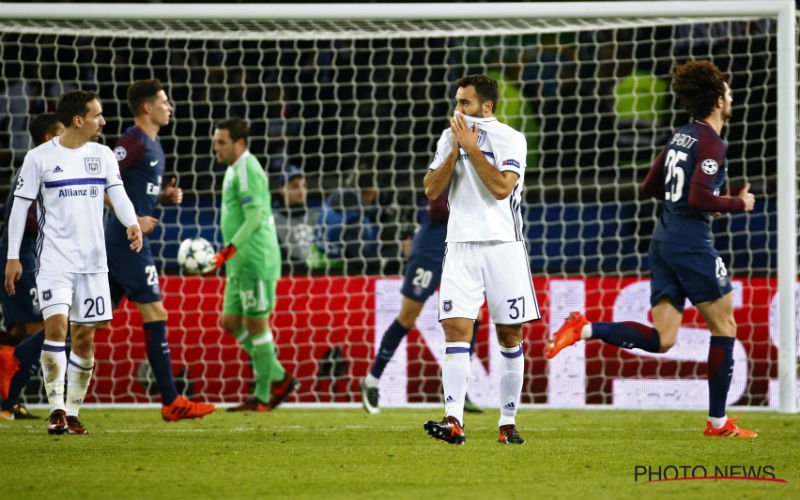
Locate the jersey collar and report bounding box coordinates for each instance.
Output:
[456,113,498,125]
[231,150,251,168]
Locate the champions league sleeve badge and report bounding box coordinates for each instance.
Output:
[114,146,127,162]
[701,158,718,175]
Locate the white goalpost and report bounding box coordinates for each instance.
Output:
[0,1,796,413]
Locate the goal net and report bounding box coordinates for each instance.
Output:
[0,2,796,411]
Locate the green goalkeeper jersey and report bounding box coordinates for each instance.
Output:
[220,151,281,280]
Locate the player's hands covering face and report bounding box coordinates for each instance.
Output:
[450,113,479,153]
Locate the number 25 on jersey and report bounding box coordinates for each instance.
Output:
[664,149,688,202]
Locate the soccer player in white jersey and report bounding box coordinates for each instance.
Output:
[4,90,143,435]
[423,74,540,445]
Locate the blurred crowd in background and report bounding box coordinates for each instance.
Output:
[0,18,779,275]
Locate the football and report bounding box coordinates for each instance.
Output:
[177,237,215,274]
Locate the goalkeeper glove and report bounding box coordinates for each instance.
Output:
[209,244,236,271]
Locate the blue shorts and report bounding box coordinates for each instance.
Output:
[107,240,161,305]
[0,257,42,328]
[400,251,443,303]
[648,239,733,313]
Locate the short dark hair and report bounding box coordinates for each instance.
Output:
[56,90,99,128]
[215,117,249,143]
[127,79,164,116]
[28,113,61,146]
[671,60,727,119]
[456,74,499,113]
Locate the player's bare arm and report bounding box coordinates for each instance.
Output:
[451,113,517,200]
[4,259,21,296]
[104,193,156,235]
[136,215,158,235]
[127,224,144,252]
[423,136,458,201]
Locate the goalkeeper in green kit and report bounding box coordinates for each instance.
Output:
[210,117,298,411]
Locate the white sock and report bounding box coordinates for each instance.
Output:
[442,341,471,426]
[41,340,67,413]
[581,324,592,339]
[65,352,94,417]
[708,415,728,429]
[364,373,380,388]
[498,343,524,427]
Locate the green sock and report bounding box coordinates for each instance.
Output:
[250,331,286,402]
[234,327,253,355]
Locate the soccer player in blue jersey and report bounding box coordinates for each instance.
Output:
[104,79,215,421]
[547,61,757,438]
[359,188,483,414]
[0,113,63,420]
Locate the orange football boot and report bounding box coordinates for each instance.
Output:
[546,311,589,359]
[0,346,19,400]
[161,395,217,422]
[703,417,757,438]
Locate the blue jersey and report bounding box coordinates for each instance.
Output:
[0,174,38,263]
[400,194,449,302]
[106,126,165,245]
[408,212,447,261]
[644,120,742,309]
[0,175,42,326]
[651,120,730,246]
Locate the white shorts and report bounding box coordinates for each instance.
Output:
[36,270,113,323]
[439,241,540,325]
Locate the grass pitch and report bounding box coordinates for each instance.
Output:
[1,408,797,499]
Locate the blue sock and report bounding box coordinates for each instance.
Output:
[143,321,179,406]
[708,336,735,419]
[1,331,45,410]
[591,321,661,353]
[370,320,410,379]
[470,319,479,357]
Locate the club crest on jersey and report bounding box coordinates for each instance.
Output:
[476,129,487,147]
[113,146,127,161]
[443,300,453,312]
[84,157,101,175]
[701,159,718,175]
[42,290,52,301]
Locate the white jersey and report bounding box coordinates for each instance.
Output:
[13,136,123,273]
[429,115,526,242]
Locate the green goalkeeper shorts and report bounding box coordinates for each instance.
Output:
[222,277,276,318]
